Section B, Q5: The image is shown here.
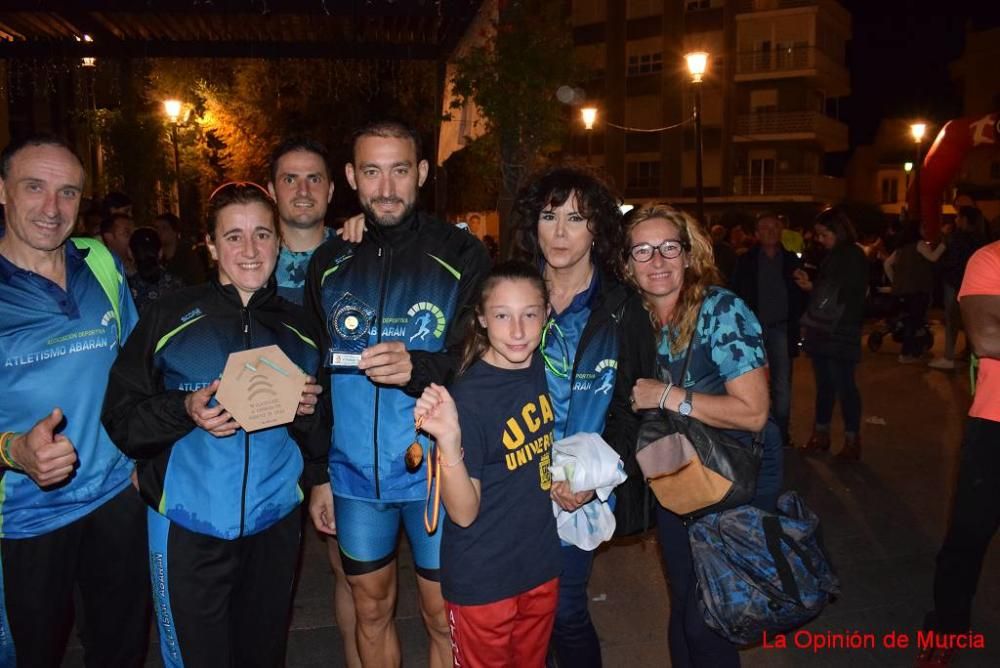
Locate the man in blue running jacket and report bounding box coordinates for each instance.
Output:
[306,119,489,668]
[0,135,148,667]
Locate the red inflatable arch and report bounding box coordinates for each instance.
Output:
[906,112,1000,242]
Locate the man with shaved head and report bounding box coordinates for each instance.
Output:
[0,135,148,665]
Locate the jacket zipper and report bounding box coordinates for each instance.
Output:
[372,245,393,499]
[566,288,628,430]
[239,306,252,537]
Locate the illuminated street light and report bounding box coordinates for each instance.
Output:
[164,99,183,124]
[904,162,913,173]
[580,107,599,164]
[163,100,185,218]
[910,122,928,225]
[685,51,709,222]
[685,51,709,84]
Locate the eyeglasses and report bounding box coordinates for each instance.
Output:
[629,240,686,262]
[208,181,273,202]
[541,318,570,379]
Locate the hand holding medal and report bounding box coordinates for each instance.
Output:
[412,384,464,534]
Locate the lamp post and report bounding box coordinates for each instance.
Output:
[686,51,709,223]
[910,122,926,226]
[164,99,183,218]
[80,56,102,187]
[581,106,598,165]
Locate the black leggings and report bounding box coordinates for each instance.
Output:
[656,506,739,668]
[810,354,861,433]
[928,418,1000,632]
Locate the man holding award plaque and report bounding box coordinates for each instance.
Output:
[306,119,490,668]
[267,136,363,667]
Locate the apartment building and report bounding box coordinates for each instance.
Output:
[846,22,1000,224]
[570,0,851,218]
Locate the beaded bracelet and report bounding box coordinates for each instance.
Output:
[441,448,465,468]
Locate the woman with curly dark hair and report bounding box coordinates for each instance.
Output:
[509,166,630,668]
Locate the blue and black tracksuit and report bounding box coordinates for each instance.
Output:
[305,211,490,575]
[0,237,149,668]
[102,278,328,666]
[544,271,630,668]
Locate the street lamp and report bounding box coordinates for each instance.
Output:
[164,99,184,218]
[910,122,927,225]
[580,107,598,164]
[685,51,709,223]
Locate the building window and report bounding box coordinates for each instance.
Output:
[881,177,899,204]
[627,52,663,76]
[572,0,607,26]
[627,0,664,19]
[627,160,661,189]
[686,0,722,9]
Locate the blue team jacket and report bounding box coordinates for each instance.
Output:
[102,279,328,539]
[305,212,490,502]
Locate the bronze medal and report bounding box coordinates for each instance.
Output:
[405,441,424,472]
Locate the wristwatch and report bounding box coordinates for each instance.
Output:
[678,389,694,416]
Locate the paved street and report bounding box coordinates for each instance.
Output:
[65,318,1000,667]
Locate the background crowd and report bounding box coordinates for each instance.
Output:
[0,123,995,668]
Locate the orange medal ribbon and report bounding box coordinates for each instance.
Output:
[412,416,441,534]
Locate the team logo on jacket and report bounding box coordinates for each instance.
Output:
[101,310,118,348]
[406,302,446,343]
[593,359,617,395]
[572,358,617,394]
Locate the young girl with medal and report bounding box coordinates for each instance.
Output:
[414,261,562,667]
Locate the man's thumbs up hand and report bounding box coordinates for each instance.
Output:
[8,408,78,488]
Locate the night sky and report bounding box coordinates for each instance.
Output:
[839,0,998,148]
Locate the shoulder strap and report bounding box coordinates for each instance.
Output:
[70,237,123,342]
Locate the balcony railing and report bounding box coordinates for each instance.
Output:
[737,0,819,12]
[736,0,849,19]
[731,173,844,200]
[735,45,845,78]
[735,111,848,149]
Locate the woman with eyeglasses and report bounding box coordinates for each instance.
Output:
[102,182,328,667]
[509,166,629,668]
[605,204,777,667]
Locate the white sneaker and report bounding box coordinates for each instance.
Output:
[928,357,956,370]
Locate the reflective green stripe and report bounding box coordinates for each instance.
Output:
[71,237,123,342]
[158,493,167,515]
[283,323,317,349]
[321,265,342,285]
[154,315,206,354]
[427,253,461,281]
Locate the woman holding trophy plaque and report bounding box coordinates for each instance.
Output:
[102,182,328,667]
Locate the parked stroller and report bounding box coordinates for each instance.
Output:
[866,290,934,353]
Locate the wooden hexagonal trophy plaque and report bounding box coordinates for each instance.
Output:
[215,345,306,432]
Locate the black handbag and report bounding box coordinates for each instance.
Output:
[635,340,762,521]
[799,280,844,333]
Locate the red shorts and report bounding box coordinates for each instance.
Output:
[445,577,559,668]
